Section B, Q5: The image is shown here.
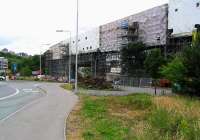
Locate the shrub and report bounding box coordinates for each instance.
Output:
[161,57,186,84]
[79,77,113,90]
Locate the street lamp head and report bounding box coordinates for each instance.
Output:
[56,30,64,32]
[56,30,71,33]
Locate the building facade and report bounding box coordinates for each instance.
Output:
[0,57,8,73]
[169,0,200,36]
[44,1,200,81]
[71,28,100,54]
[168,0,200,52]
[100,4,168,52]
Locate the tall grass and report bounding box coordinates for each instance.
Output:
[67,94,200,140]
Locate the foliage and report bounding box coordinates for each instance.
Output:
[20,66,32,76]
[160,57,186,84]
[181,46,200,95]
[79,67,92,78]
[161,46,200,95]
[121,42,146,77]
[0,52,41,75]
[78,77,113,90]
[144,49,165,79]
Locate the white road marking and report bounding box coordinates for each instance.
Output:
[22,89,40,93]
[0,96,44,124]
[0,88,19,101]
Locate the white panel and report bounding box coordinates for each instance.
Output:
[70,28,100,54]
[169,0,200,36]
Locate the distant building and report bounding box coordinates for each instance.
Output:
[169,0,200,36]
[9,51,15,55]
[0,57,8,73]
[17,52,28,57]
[44,1,200,81]
[1,48,9,53]
[168,0,200,52]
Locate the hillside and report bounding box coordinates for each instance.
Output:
[0,52,40,75]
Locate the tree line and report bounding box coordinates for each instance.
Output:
[0,52,41,76]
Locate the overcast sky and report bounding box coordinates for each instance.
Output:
[0,0,168,55]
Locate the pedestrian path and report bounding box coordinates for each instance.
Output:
[0,82,78,140]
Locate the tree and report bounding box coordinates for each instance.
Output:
[160,57,186,84]
[121,42,146,77]
[181,46,200,95]
[0,52,40,74]
[20,66,32,76]
[161,29,200,95]
[144,49,166,94]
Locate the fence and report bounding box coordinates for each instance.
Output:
[113,77,152,87]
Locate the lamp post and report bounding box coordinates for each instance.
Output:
[75,0,79,93]
[56,30,72,83]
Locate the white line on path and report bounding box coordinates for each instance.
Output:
[0,96,43,124]
[0,88,20,101]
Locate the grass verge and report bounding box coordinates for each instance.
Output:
[61,83,74,91]
[66,94,200,140]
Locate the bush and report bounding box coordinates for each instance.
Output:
[161,46,200,96]
[161,57,186,84]
[78,77,113,90]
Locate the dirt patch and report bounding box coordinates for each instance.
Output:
[66,101,84,140]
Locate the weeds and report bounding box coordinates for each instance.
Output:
[67,94,200,140]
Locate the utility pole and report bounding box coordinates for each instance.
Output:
[75,0,79,93]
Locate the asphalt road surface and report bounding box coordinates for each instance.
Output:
[0,82,16,98]
[0,81,78,140]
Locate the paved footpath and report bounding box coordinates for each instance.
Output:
[0,82,78,140]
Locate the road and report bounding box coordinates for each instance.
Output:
[0,82,16,98]
[0,81,78,140]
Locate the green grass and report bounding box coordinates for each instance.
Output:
[67,94,200,140]
[61,83,74,91]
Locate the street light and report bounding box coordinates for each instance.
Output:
[56,30,72,83]
[75,0,79,93]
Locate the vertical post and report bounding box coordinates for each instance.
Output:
[40,46,42,79]
[75,0,79,93]
[69,32,71,83]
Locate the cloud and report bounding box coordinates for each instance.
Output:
[0,0,168,55]
[0,36,15,46]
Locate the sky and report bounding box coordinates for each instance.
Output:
[0,0,168,55]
